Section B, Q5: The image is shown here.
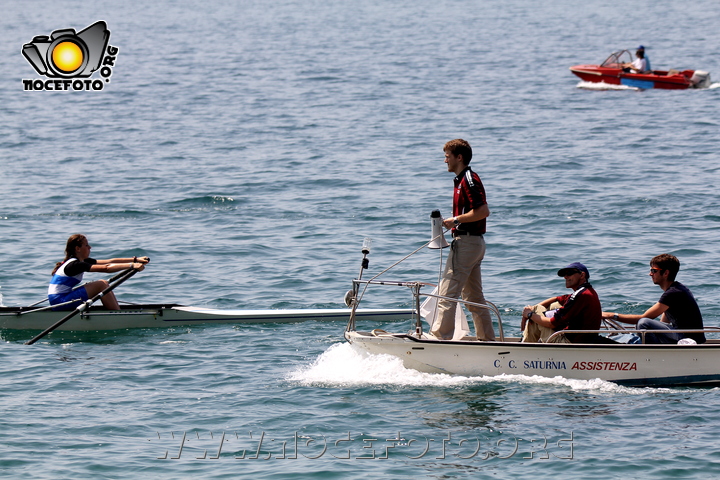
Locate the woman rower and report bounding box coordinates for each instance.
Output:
[48,234,149,310]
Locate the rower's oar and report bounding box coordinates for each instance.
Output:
[25,267,139,345]
[107,267,139,283]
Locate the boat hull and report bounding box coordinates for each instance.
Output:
[346,331,720,387]
[569,65,700,90]
[0,304,414,332]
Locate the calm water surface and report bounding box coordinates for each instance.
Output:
[1,0,719,478]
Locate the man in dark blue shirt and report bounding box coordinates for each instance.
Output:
[602,254,705,344]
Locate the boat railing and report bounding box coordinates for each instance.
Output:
[547,327,720,344]
[421,291,504,341]
[0,300,83,316]
[346,279,426,333]
[0,303,168,318]
[346,279,505,341]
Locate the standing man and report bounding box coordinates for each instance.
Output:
[602,254,705,344]
[431,139,494,341]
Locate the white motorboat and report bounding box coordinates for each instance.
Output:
[342,216,720,387]
[346,320,720,387]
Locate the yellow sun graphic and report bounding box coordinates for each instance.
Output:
[51,41,84,73]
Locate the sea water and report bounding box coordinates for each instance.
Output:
[1,0,720,478]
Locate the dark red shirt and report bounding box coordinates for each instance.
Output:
[452,167,487,235]
[550,283,602,343]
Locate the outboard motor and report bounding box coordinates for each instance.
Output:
[690,70,711,88]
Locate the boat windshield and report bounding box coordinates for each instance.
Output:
[601,50,632,68]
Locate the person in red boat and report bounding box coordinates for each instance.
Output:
[624,45,652,73]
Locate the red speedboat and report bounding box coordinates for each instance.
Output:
[570,50,711,90]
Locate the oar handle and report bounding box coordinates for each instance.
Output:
[108,270,130,283]
[25,268,139,345]
[107,259,147,282]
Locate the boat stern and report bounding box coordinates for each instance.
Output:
[690,70,712,88]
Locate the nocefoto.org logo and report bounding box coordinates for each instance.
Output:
[21,20,119,91]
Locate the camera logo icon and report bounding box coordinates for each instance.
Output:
[22,21,110,78]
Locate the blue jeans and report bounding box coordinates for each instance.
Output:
[637,318,683,344]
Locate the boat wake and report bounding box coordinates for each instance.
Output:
[576,81,637,91]
[287,342,663,394]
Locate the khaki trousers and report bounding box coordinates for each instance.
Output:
[431,235,495,341]
[521,304,570,343]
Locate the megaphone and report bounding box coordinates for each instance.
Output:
[428,210,449,249]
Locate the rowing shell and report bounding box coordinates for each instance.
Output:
[0,304,414,332]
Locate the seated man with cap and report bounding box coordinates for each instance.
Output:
[520,262,607,344]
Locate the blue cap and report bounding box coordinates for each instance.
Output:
[637,45,645,50]
[558,262,590,279]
